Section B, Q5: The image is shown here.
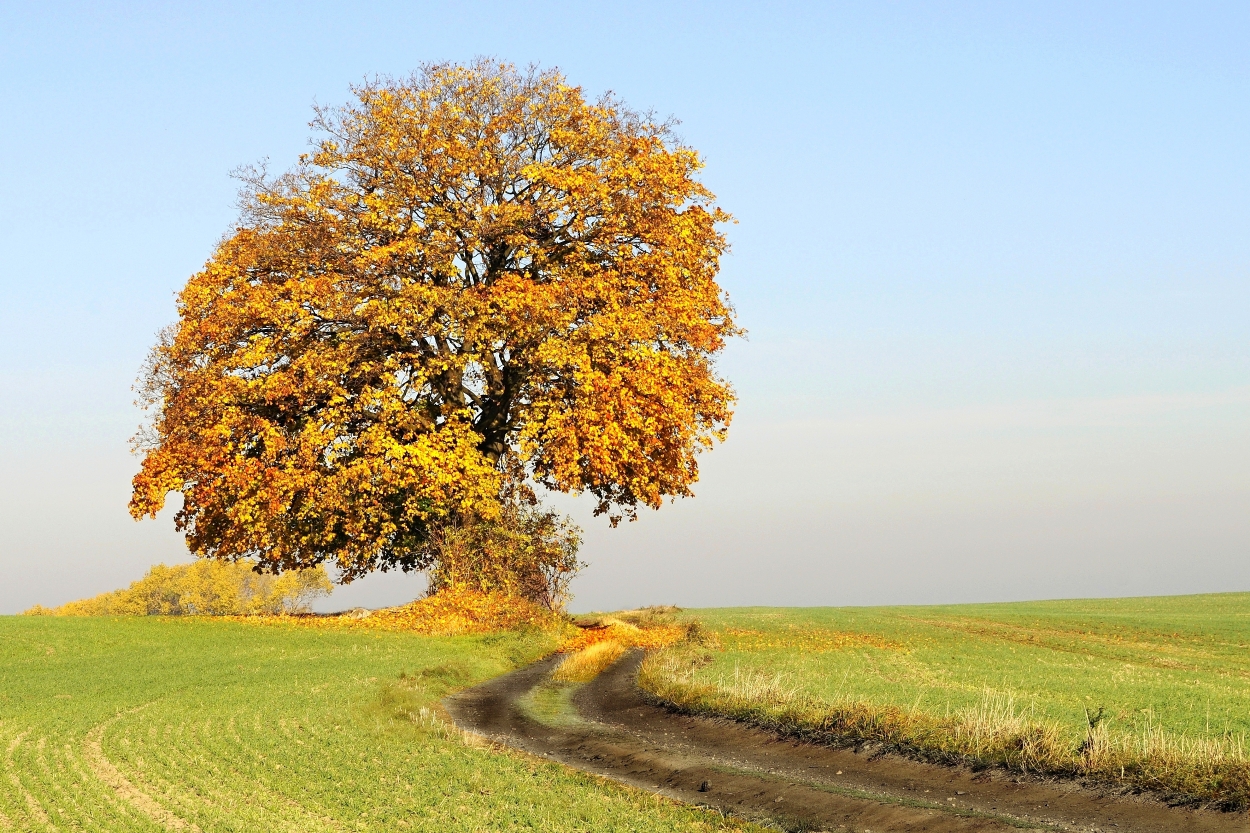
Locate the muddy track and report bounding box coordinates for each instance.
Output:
[444,651,1243,832]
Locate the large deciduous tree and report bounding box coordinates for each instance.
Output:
[131,60,738,582]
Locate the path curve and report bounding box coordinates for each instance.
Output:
[445,650,1244,833]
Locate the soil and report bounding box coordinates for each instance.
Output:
[444,650,1245,832]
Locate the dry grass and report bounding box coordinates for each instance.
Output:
[554,641,629,683]
[641,642,1250,810]
[563,607,690,653]
[549,608,693,684]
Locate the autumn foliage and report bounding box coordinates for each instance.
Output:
[130,60,737,593]
[551,607,689,681]
[299,586,561,636]
[424,500,581,609]
[561,609,689,653]
[24,559,331,616]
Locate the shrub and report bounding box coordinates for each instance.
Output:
[24,560,332,616]
[425,501,582,610]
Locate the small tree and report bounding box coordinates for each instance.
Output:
[131,60,738,590]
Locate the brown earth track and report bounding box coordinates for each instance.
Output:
[444,650,1246,832]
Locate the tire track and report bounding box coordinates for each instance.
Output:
[5,731,52,832]
[83,705,202,833]
[446,650,1247,833]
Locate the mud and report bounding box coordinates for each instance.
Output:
[444,651,1244,832]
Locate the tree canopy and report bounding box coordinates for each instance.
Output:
[131,60,738,581]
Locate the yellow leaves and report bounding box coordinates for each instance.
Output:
[24,560,332,616]
[132,59,738,579]
[268,586,561,636]
[553,641,629,683]
[561,617,687,653]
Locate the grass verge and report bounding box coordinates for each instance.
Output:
[639,595,1250,811]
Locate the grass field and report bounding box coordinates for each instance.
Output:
[0,616,757,832]
[13,595,1248,828]
[642,593,1250,808]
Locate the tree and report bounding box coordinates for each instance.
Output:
[131,60,738,583]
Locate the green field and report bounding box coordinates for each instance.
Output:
[672,593,1250,738]
[0,616,755,832]
[10,595,1249,829]
[642,593,1250,806]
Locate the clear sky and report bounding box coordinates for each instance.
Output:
[2,2,1247,614]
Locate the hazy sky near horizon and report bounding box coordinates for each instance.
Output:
[2,2,1248,614]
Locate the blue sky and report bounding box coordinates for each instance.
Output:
[1,1,1248,613]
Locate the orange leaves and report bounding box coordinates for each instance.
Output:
[132,60,737,580]
[562,616,687,653]
[268,586,561,636]
[337,586,558,635]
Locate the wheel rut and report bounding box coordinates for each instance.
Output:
[444,650,1245,832]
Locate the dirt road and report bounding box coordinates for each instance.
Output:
[444,651,1243,832]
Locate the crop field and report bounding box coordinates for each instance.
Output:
[643,593,1250,807]
[0,616,756,832]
